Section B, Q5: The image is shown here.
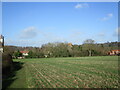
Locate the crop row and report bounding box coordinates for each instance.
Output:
[25,59,119,88]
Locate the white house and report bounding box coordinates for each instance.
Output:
[20,51,29,56]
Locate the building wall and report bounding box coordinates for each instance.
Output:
[108,50,120,55]
[0,35,4,53]
[23,53,28,56]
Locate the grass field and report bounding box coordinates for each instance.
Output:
[4,56,119,88]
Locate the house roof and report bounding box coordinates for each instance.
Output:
[111,50,120,51]
[20,51,29,53]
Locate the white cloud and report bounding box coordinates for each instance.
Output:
[108,13,113,17]
[70,31,82,37]
[20,26,37,39]
[98,32,105,37]
[75,3,89,9]
[101,13,113,21]
[75,4,82,8]
[112,27,120,39]
[114,27,120,36]
[116,28,120,36]
[5,39,42,47]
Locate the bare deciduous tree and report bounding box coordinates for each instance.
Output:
[83,39,95,56]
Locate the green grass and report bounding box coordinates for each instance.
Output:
[6,56,119,88]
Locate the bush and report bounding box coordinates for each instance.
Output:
[2,52,13,75]
[13,50,22,59]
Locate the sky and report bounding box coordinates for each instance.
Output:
[2,2,119,47]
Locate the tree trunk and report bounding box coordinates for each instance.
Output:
[88,50,92,56]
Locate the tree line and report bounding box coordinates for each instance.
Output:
[4,39,120,58]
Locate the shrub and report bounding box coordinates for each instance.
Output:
[2,52,13,75]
